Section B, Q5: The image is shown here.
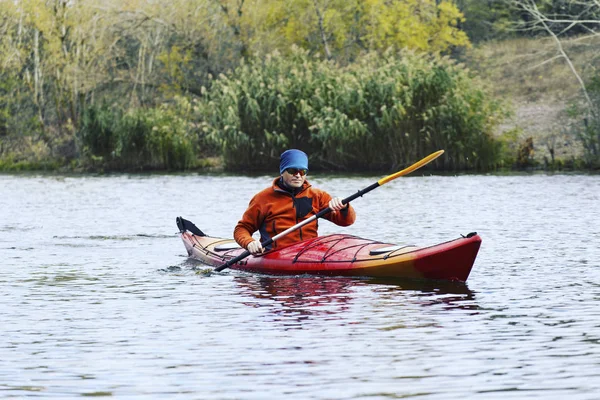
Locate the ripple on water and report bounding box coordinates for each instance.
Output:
[1,173,600,399]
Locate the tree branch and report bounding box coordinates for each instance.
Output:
[313,0,332,60]
[513,0,594,110]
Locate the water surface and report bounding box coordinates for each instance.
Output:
[1,172,599,399]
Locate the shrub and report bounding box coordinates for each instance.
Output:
[203,48,505,171]
[115,107,196,170]
[78,103,197,170]
[566,75,600,169]
[78,103,117,161]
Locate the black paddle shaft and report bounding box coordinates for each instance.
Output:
[213,182,380,272]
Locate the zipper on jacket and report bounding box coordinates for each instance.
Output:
[291,193,303,241]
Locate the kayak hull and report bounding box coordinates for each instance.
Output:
[179,228,481,281]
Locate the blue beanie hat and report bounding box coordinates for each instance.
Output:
[280,149,309,174]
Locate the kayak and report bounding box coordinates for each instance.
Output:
[176,217,481,282]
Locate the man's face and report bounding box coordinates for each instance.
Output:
[281,168,307,189]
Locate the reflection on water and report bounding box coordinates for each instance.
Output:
[232,274,478,326]
[235,276,355,321]
[368,278,479,312]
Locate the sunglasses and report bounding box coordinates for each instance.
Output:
[285,168,307,176]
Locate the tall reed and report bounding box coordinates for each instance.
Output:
[202,48,504,171]
[78,104,196,170]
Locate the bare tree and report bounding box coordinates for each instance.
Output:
[511,0,600,110]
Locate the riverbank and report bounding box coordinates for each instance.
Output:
[464,35,600,166]
[2,36,599,173]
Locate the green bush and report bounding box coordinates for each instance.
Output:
[203,48,505,171]
[567,76,600,169]
[116,107,197,170]
[0,155,61,171]
[78,103,197,170]
[79,103,117,161]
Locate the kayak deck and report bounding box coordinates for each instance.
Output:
[177,218,481,281]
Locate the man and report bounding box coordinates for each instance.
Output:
[234,149,356,255]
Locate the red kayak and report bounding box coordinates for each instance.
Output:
[176,217,481,281]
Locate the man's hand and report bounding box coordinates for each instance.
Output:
[329,197,347,212]
[247,240,264,255]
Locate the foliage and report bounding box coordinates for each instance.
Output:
[496,127,521,168]
[458,0,600,43]
[516,137,536,168]
[456,0,518,43]
[0,0,234,164]
[2,0,598,172]
[514,0,600,38]
[203,48,504,171]
[118,107,197,170]
[78,103,117,161]
[78,103,197,170]
[566,75,600,169]
[231,0,471,61]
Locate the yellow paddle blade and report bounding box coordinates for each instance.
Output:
[377,150,444,186]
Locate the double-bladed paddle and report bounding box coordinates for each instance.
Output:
[214,150,444,272]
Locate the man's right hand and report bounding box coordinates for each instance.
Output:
[247,240,264,255]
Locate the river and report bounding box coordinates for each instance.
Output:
[1,172,599,399]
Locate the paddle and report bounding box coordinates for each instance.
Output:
[214,150,444,272]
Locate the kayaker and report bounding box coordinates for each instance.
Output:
[234,149,356,255]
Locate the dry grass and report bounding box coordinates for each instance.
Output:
[467,35,600,101]
[463,35,600,163]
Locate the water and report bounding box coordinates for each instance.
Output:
[1,172,599,399]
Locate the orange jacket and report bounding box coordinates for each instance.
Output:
[234,177,356,251]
